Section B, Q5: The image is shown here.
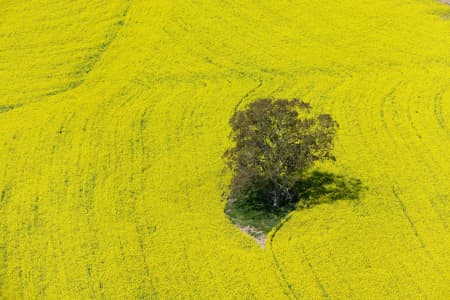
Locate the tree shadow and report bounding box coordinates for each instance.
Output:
[293,170,366,209]
[225,170,365,240]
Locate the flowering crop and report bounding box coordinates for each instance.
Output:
[0,0,449,298]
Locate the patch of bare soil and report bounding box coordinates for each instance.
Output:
[236,224,266,248]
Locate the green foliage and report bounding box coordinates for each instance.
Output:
[224,98,338,211]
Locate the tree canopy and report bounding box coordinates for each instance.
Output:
[224,98,338,210]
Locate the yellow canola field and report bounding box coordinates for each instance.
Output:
[0,0,449,298]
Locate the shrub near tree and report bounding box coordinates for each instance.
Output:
[224,98,338,211]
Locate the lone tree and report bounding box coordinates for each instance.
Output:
[224,98,337,211]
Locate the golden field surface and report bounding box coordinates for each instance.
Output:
[1,0,449,298]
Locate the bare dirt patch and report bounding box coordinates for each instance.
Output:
[236,224,266,248]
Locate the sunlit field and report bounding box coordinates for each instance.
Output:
[1,0,449,298]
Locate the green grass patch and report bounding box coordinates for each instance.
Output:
[225,199,294,235]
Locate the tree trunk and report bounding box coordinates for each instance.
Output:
[272,190,278,208]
